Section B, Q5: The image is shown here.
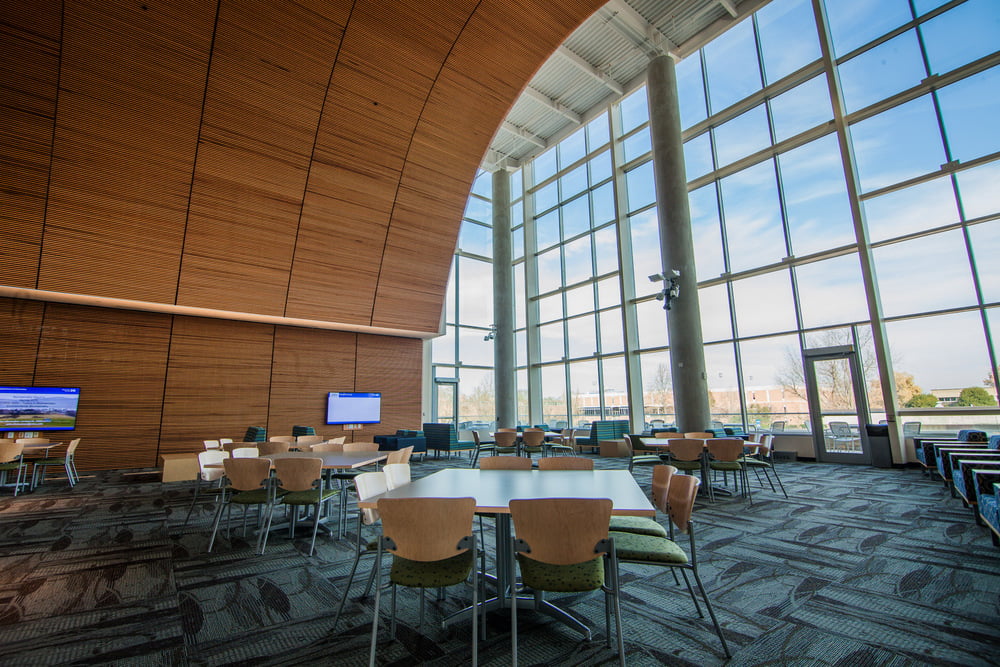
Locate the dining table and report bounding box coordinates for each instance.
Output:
[358,467,654,639]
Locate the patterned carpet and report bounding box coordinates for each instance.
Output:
[0,454,998,666]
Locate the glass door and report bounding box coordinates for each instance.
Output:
[432,377,458,425]
[803,346,872,464]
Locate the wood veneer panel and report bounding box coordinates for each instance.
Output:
[32,303,171,470]
[372,0,607,331]
[355,334,422,435]
[285,0,479,325]
[160,316,274,455]
[269,326,357,440]
[176,0,350,315]
[0,2,61,287]
[0,298,45,384]
[38,0,215,303]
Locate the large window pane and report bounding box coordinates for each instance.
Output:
[699,284,733,342]
[538,321,564,362]
[587,113,610,151]
[592,182,616,225]
[732,270,797,337]
[514,264,525,329]
[703,18,762,112]
[689,184,725,280]
[623,127,652,163]
[589,150,612,185]
[459,368,494,425]
[885,311,993,398]
[601,358,628,419]
[957,160,1000,219]
[676,55,707,129]
[537,293,563,324]
[563,235,593,285]
[533,149,557,185]
[796,254,869,328]
[779,134,855,256]
[458,327,494,366]
[597,276,621,309]
[863,176,958,242]
[850,96,947,193]
[628,208,662,292]
[921,0,1000,75]
[599,308,624,354]
[433,325,455,365]
[838,30,925,114]
[568,360,599,426]
[541,364,568,425]
[560,164,588,201]
[594,227,619,276]
[620,87,649,134]
[640,351,674,425]
[704,343,741,424]
[684,133,714,181]
[769,75,833,144]
[740,334,808,429]
[565,283,594,318]
[720,161,787,271]
[559,127,587,169]
[756,0,821,84]
[562,194,590,240]
[464,195,491,223]
[458,256,493,325]
[534,180,558,213]
[459,220,492,257]
[536,247,561,293]
[937,65,1000,163]
[970,221,1000,303]
[824,0,912,57]
[567,314,597,359]
[636,299,669,350]
[535,209,559,250]
[873,230,978,317]
[714,105,771,167]
[625,162,655,213]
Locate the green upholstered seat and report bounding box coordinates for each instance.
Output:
[610,530,688,564]
[390,549,475,588]
[516,553,605,593]
[608,515,668,538]
[281,488,338,505]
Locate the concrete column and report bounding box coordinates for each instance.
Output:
[647,54,711,432]
[492,169,516,428]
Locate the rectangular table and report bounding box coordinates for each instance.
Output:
[360,468,653,638]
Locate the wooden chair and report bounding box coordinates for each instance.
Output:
[231,447,260,458]
[609,464,674,537]
[310,442,344,452]
[0,441,27,496]
[509,497,624,665]
[370,497,479,665]
[31,438,81,488]
[269,435,296,445]
[684,431,713,439]
[343,441,377,453]
[492,431,519,456]
[332,471,388,630]
[470,431,495,467]
[257,441,290,456]
[203,440,221,450]
[741,434,787,498]
[548,428,576,456]
[184,449,230,527]
[663,438,707,477]
[521,429,546,458]
[610,473,731,658]
[537,456,593,470]
[262,457,338,555]
[208,457,280,553]
[480,455,532,470]
[705,438,751,503]
[386,446,414,465]
[383,463,411,490]
[295,435,325,449]
[624,434,663,473]
[328,436,347,445]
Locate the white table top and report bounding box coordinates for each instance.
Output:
[359,468,654,517]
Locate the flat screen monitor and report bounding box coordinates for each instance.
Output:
[326,391,381,425]
[0,386,81,432]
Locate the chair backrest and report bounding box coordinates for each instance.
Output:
[497,427,518,433]
[223,457,271,492]
[493,431,518,449]
[198,449,229,480]
[651,464,677,512]
[510,497,612,565]
[269,436,296,444]
[328,435,347,445]
[684,432,713,439]
[559,428,575,444]
[354,471,388,525]
[295,435,325,448]
[310,442,344,452]
[902,421,922,435]
[243,426,267,442]
[480,455,532,470]
[538,456,593,470]
[0,441,24,463]
[203,440,221,450]
[667,438,705,461]
[383,463,411,489]
[291,425,316,438]
[15,438,49,445]
[273,457,322,492]
[770,420,785,432]
[829,421,851,436]
[705,438,744,462]
[257,441,290,456]
[219,438,233,445]
[386,446,413,464]
[521,430,545,448]
[343,441,375,453]
[232,447,260,458]
[377,497,476,561]
[66,438,81,455]
[523,427,544,433]
[665,473,699,533]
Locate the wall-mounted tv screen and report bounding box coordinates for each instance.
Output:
[326,392,381,425]
[0,386,81,432]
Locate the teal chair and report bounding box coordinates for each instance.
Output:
[422,423,476,458]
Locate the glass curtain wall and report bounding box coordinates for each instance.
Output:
[446,0,999,433]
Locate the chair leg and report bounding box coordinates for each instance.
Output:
[369,544,384,667]
[511,536,519,667]
[333,520,366,629]
[207,495,228,552]
[65,461,75,487]
[183,476,204,528]
[692,568,731,659]
[609,552,625,667]
[770,462,788,498]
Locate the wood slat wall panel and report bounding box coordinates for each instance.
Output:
[0,298,45,383]
[31,304,171,470]
[371,0,607,331]
[285,0,479,325]
[355,334,424,435]
[268,326,358,441]
[159,316,274,455]
[0,2,61,288]
[176,0,350,314]
[38,0,215,303]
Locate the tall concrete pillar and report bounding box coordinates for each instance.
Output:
[492,169,516,428]
[647,54,712,432]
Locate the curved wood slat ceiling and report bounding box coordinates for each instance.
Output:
[4,0,607,335]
